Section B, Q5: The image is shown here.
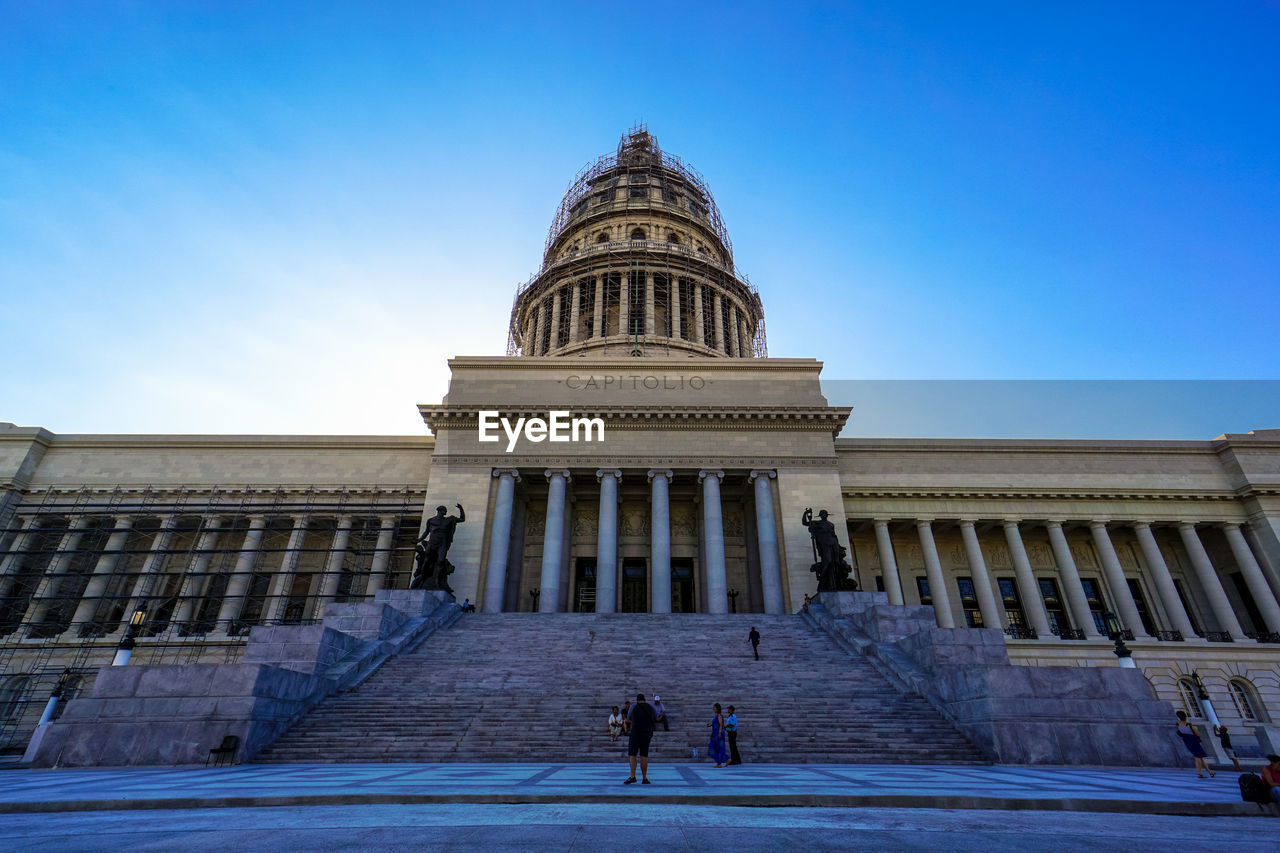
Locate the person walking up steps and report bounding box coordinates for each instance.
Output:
[749,627,761,660]
[624,694,657,785]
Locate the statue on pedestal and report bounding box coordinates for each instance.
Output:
[802,507,857,592]
[412,503,465,595]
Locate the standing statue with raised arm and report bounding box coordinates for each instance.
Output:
[802,507,857,592]
[412,503,465,595]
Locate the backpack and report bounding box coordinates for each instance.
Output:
[1239,773,1271,805]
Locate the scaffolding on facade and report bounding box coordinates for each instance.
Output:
[0,483,424,752]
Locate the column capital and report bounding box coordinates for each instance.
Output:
[748,469,776,482]
[492,468,521,482]
[1178,520,1199,530]
[1089,520,1111,529]
[873,518,894,527]
[544,469,572,482]
[698,469,725,482]
[1001,519,1021,529]
[915,518,934,527]
[1044,519,1065,530]
[596,468,621,483]
[646,469,673,483]
[956,518,979,527]
[244,515,269,528]
[1221,521,1242,532]
[1130,520,1155,530]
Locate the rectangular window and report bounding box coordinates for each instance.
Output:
[700,286,715,346]
[956,577,984,628]
[627,271,646,336]
[1079,577,1108,634]
[629,185,647,199]
[578,277,595,340]
[998,577,1024,628]
[677,278,696,341]
[1229,572,1265,635]
[1126,577,1159,635]
[1173,579,1202,636]
[916,576,931,606]
[602,273,622,337]
[1038,577,1071,636]
[875,575,885,593]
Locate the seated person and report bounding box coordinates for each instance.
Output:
[608,706,623,742]
[1262,754,1280,804]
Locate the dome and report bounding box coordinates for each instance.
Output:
[508,125,766,359]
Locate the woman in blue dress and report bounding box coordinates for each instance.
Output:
[708,703,730,768]
[1176,710,1214,778]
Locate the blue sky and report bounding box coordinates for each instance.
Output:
[1,2,1277,436]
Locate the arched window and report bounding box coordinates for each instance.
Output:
[596,232,609,244]
[0,674,29,720]
[667,233,680,245]
[1229,679,1264,722]
[630,228,646,241]
[1177,678,1203,718]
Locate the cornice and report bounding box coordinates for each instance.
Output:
[840,486,1244,502]
[834,438,1219,455]
[444,355,824,372]
[33,435,433,452]
[429,455,839,469]
[418,404,852,435]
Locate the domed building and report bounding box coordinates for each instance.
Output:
[2,128,1280,768]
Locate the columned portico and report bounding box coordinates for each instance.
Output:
[539,469,571,613]
[69,517,134,631]
[1178,522,1247,641]
[1046,522,1103,640]
[1133,521,1198,640]
[1223,522,1280,634]
[1004,521,1051,638]
[365,516,399,597]
[648,469,672,614]
[1090,521,1150,639]
[174,518,225,625]
[958,520,1002,629]
[482,469,520,612]
[216,515,268,631]
[700,469,728,615]
[873,520,904,606]
[749,470,784,615]
[916,520,954,628]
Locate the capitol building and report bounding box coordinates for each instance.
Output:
[2,128,1278,766]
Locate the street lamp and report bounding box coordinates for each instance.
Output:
[529,588,540,612]
[36,668,74,727]
[728,589,739,614]
[112,607,147,666]
[1190,670,1222,728]
[1103,610,1136,668]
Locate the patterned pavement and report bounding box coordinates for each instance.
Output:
[0,762,1257,815]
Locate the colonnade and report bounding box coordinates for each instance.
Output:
[522,273,755,356]
[860,517,1280,642]
[0,512,406,638]
[482,467,786,615]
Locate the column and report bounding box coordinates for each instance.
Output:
[364,516,399,598]
[1178,522,1246,640]
[712,291,725,352]
[1224,522,1280,633]
[267,517,308,622]
[568,280,581,344]
[23,516,93,629]
[1090,521,1151,639]
[649,470,672,613]
[549,290,562,352]
[1242,522,1280,601]
[644,273,656,336]
[958,520,1003,629]
[700,469,727,614]
[1046,522,1103,639]
[122,514,179,619]
[694,284,706,347]
[1133,522,1198,639]
[592,277,604,339]
[739,315,751,357]
[319,517,356,607]
[482,470,520,612]
[69,517,134,630]
[727,305,740,357]
[873,520,904,606]
[531,302,544,355]
[215,515,267,630]
[595,469,620,613]
[173,518,225,624]
[750,471,784,615]
[538,470,570,613]
[1004,520,1051,637]
[0,516,33,601]
[671,281,682,340]
[916,520,954,628]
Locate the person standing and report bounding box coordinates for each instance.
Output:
[749,627,761,661]
[652,695,669,732]
[726,705,742,765]
[1214,725,1242,771]
[1175,711,1214,778]
[707,703,730,768]
[624,693,657,785]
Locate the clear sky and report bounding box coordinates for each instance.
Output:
[2,2,1277,437]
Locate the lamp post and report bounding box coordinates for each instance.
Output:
[1103,610,1136,668]
[112,608,147,666]
[728,589,739,614]
[36,667,74,727]
[1191,670,1221,728]
[529,588,540,613]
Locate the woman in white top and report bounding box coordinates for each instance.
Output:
[608,706,623,741]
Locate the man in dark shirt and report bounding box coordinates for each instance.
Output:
[749,627,761,660]
[624,693,658,785]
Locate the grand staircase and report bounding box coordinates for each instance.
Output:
[255,613,987,764]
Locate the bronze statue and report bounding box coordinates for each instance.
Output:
[412,503,465,594]
[802,507,857,592]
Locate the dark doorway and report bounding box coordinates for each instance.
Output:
[573,558,597,612]
[622,559,647,612]
[671,559,695,613]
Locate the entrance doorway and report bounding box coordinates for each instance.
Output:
[621,559,647,612]
[671,559,695,612]
[573,558,597,612]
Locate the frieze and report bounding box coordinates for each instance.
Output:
[723,506,745,538]
[671,506,697,537]
[1118,543,1139,570]
[620,506,650,537]
[571,508,599,537]
[988,543,1012,569]
[1070,544,1099,569]
[1027,543,1054,569]
[948,545,969,567]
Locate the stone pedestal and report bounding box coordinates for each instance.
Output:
[375,588,453,617]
